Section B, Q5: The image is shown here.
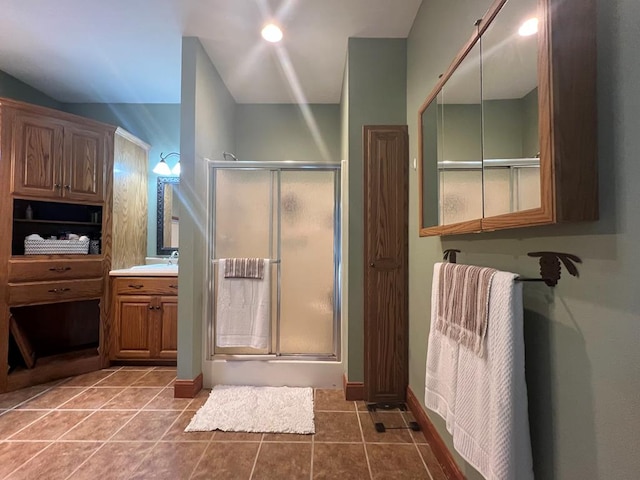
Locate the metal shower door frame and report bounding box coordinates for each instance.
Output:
[206,160,342,361]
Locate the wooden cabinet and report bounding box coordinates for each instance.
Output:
[111,277,178,364]
[0,97,116,393]
[418,0,597,236]
[10,106,110,203]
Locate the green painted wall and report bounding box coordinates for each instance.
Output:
[177,37,236,381]
[521,88,539,157]
[407,0,640,479]
[62,103,180,257]
[235,104,340,162]
[0,69,61,109]
[346,38,407,382]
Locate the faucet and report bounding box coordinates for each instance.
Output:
[168,250,179,265]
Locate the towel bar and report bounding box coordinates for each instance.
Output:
[212,259,280,264]
[442,250,581,287]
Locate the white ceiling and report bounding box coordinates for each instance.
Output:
[0,0,423,104]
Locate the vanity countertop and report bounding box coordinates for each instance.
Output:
[109,264,178,277]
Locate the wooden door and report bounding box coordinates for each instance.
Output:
[11,111,64,198]
[155,296,178,359]
[63,126,104,202]
[363,125,409,404]
[113,295,154,359]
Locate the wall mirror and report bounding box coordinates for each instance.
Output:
[156,176,180,255]
[418,0,598,236]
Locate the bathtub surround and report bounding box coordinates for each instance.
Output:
[186,385,315,434]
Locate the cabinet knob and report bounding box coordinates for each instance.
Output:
[148,305,154,310]
[169,284,178,289]
[128,284,144,289]
[64,185,71,190]
[54,183,61,189]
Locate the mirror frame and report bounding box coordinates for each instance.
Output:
[418,0,597,237]
[156,176,180,255]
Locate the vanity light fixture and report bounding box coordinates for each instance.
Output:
[154,152,180,176]
[518,17,538,36]
[261,23,283,43]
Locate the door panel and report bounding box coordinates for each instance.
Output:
[157,297,177,359]
[12,112,63,197]
[363,125,409,403]
[63,126,104,201]
[114,296,153,359]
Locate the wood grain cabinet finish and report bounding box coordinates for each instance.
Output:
[11,111,64,198]
[0,97,117,393]
[10,106,109,203]
[111,277,178,364]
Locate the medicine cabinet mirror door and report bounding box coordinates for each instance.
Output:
[419,38,484,236]
[481,0,544,224]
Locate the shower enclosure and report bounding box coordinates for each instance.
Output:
[206,161,341,373]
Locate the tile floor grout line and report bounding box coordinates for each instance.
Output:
[401,405,435,479]
[356,402,375,480]
[61,375,175,480]
[0,373,123,479]
[248,433,265,479]
[188,437,215,480]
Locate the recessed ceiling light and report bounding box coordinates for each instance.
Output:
[518,17,538,37]
[261,23,283,43]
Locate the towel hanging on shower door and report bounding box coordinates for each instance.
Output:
[215,259,270,349]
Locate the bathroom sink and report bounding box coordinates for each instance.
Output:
[129,264,178,273]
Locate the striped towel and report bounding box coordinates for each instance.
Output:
[436,262,497,357]
[224,258,265,279]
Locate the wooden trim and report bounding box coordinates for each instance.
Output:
[174,372,203,398]
[419,219,482,238]
[342,374,364,401]
[406,386,466,480]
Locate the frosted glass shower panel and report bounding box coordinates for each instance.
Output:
[214,169,272,259]
[439,170,483,225]
[279,170,336,354]
[516,167,541,211]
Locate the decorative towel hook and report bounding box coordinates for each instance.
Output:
[443,249,461,264]
[441,249,582,287]
[524,252,582,287]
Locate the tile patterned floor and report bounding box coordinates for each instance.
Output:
[0,367,449,479]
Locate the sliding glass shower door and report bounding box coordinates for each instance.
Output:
[209,163,340,359]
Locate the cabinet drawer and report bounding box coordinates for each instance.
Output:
[8,259,103,283]
[8,278,104,306]
[113,277,178,296]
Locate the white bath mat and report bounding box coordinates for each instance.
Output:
[185,385,315,434]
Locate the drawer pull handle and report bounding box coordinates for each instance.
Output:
[169,284,178,289]
[49,267,72,273]
[48,287,71,293]
[128,284,144,289]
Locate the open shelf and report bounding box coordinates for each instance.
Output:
[12,199,103,256]
[14,219,102,226]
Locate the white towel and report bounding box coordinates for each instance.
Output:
[425,262,534,480]
[215,259,270,349]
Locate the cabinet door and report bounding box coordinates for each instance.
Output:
[113,295,154,359]
[155,296,177,359]
[11,111,64,198]
[63,126,105,202]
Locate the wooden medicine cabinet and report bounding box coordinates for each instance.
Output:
[418,0,597,236]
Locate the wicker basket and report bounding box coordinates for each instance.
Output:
[24,238,90,255]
